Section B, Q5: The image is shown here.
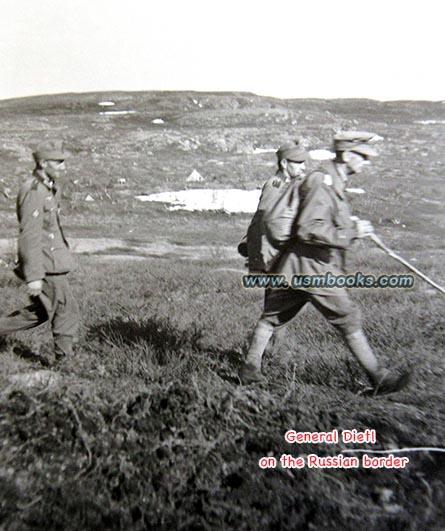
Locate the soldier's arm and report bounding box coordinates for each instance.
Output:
[296,172,357,250]
[17,185,45,282]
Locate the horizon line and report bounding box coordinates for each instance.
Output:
[1,89,444,105]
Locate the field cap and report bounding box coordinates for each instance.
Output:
[334,131,382,157]
[33,140,69,161]
[276,140,307,162]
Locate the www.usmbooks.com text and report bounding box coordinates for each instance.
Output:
[242,272,415,289]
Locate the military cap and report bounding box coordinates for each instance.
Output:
[276,141,307,162]
[333,131,382,157]
[33,140,69,161]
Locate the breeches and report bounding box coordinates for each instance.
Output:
[261,288,361,336]
[0,274,79,354]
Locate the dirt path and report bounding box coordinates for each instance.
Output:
[0,238,239,261]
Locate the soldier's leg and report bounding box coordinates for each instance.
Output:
[244,319,275,371]
[310,293,380,375]
[343,329,379,375]
[310,293,410,393]
[241,289,307,382]
[344,328,410,393]
[264,326,285,356]
[49,276,79,359]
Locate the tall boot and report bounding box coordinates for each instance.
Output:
[344,329,379,377]
[240,321,274,384]
[53,334,74,363]
[344,330,410,395]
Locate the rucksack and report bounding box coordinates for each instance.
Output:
[263,178,300,249]
[238,178,300,272]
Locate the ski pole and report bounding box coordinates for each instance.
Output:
[370,233,445,296]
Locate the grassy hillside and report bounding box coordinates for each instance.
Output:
[0,92,444,530]
[0,92,443,243]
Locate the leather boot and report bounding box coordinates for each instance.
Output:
[367,368,412,396]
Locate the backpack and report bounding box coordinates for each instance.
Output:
[263,178,300,249]
[238,178,300,272]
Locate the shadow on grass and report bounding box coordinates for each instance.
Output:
[87,317,243,383]
[0,336,8,352]
[0,336,51,367]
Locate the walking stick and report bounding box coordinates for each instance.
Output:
[370,233,445,296]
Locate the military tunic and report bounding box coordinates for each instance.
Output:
[15,170,74,281]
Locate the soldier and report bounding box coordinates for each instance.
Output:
[0,140,79,364]
[239,140,308,273]
[239,131,411,395]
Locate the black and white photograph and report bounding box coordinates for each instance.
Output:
[0,1,444,529]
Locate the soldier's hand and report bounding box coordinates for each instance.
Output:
[27,280,43,297]
[355,219,374,239]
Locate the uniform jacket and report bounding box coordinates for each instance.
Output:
[273,162,358,294]
[15,170,73,282]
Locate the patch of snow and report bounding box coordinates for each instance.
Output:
[253,148,337,160]
[345,187,366,194]
[253,147,276,154]
[99,110,136,116]
[85,194,95,202]
[152,118,165,124]
[98,101,115,107]
[136,188,262,213]
[414,120,445,125]
[310,149,335,160]
[421,198,442,205]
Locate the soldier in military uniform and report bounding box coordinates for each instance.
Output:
[240,140,308,273]
[238,142,308,356]
[240,132,410,395]
[0,140,79,363]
